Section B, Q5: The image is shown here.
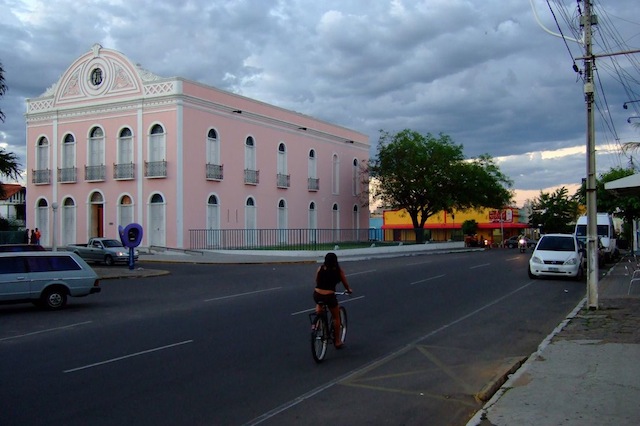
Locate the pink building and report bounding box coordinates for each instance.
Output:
[25,44,369,249]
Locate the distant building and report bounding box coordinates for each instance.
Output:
[382,206,529,244]
[25,44,369,249]
[0,183,26,226]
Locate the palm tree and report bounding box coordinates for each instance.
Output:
[0,62,23,198]
[0,61,6,123]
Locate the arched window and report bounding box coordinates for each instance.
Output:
[277,143,289,188]
[148,193,166,246]
[245,196,257,246]
[332,203,340,241]
[86,127,105,181]
[147,124,166,177]
[332,154,339,194]
[308,201,318,243]
[277,199,287,243]
[206,128,222,180]
[35,198,49,245]
[352,158,359,196]
[244,136,258,184]
[60,134,76,182]
[35,136,50,183]
[352,204,360,230]
[118,195,134,227]
[61,197,76,247]
[116,128,134,179]
[206,194,221,247]
[308,149,319,191]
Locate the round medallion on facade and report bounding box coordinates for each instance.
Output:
[90,67,104,87]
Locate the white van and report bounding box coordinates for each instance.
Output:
[574,213,618,262]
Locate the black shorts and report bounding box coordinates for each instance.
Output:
[313,291,338,308]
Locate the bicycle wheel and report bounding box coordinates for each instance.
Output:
[311,315,328,363]
[338,306,348,344]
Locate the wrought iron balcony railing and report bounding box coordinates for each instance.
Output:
[114,162,135,180]
[58,167,77,183]
[206,163,223,180]
[244,169,259,185]
[145,160,167,178]
[85,165,106,181]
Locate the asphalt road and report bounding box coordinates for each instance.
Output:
[0,249,586,425]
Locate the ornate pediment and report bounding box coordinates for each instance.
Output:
[53,44,150,106]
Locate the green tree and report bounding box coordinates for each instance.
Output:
[368,129,513,242]
[0,61,6,123]
[461,219,479,236]
[574,166,640,245]
[0,62,23,198]
[528,187,579,233]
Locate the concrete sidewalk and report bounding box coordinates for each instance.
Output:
[467,255,640,426]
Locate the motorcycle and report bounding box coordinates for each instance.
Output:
[518,238,527,253]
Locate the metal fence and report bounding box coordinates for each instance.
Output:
[189,228,386,250]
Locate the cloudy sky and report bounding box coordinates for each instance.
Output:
[1,0,639,206]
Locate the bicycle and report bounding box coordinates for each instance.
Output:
[309,291,349,363]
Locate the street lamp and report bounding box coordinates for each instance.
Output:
[628,116,640,123]
[51,202,58,251]
[623,100,640,109]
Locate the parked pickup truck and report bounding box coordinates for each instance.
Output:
[67,238,139,266]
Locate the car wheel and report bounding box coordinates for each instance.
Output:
[41,287,67,310]
[528,266,537,279]
[104,255,114,266]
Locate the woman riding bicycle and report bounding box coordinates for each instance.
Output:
[313,252,353,348]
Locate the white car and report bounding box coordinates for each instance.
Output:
[528,234,585,280]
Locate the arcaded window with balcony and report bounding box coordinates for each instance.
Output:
[33,136,50,184]
[146,124,167,178]
[86,127,106,181]
[115,128,134,180]
[308,149,319,191]
[59,134,77,183]
[206,128,223,180]
[244,136,259,185]
[276,143,289,188]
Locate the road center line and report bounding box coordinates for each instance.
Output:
[0,321,93,342]
[245,281,535,426]
[410,274,445,285]
[346,269,376,276]
[470,263,491,269]
[64,340,194,373]
[291,295,366,316]
[204,287,282,302]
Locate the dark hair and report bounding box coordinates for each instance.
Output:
[324,252,338,268]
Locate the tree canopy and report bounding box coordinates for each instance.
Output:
[0,62,23,198]
[574,166,640,243]
[528,186,580,234]
[368,129,513,241]
[0,61,6,123]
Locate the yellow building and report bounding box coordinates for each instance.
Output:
[382,207,529,245]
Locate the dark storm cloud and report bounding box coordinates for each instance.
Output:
[1,0,638,204]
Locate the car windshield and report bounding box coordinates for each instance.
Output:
[537,236,576,252]
[103,239,124,248]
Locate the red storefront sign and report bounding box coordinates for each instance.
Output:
[489,209,513,223]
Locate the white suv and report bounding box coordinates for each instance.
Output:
[528,234,585,280]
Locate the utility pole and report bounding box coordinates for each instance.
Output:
[583,0,599,309]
